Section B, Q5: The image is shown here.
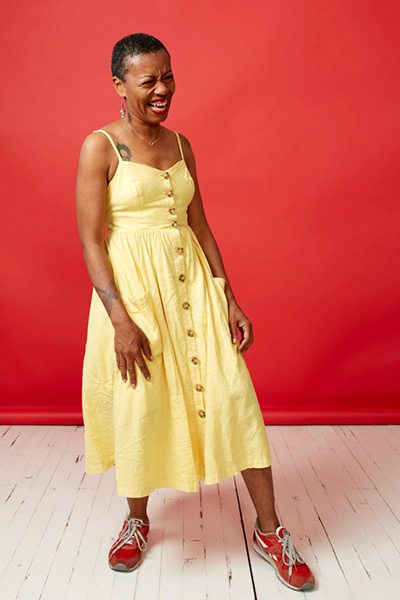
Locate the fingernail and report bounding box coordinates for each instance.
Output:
[150,355,154,360]
[146,375,151,381]
[131,383,136,388]
[233,338,237,343]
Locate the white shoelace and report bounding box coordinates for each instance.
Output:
[255,526,306,578]
[280,528,306,577]
[110,518,148,556]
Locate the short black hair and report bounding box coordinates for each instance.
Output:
[111,33,170,81]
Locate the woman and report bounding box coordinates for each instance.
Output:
[76,33,314,591]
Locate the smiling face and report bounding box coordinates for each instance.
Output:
[113,50,175,125]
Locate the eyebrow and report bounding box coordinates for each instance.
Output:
[139,70,173,79]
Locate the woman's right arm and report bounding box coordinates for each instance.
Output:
[76,133,154,388]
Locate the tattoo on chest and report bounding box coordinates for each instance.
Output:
[116,142,132,162]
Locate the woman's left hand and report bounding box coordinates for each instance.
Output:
[227,298,254,354]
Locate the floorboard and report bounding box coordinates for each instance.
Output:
[0,425,399,599]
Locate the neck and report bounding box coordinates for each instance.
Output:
[124,113,161,142]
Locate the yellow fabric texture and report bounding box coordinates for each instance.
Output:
[82,129,272,497]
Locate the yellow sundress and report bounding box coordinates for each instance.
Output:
[81,128,272,497]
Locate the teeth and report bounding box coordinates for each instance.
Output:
[149,101,167,108]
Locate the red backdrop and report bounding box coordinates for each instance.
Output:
[1,0,399,424]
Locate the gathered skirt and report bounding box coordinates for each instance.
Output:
[82,225,272,496]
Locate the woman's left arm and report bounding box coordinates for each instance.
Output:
[179,133,254,354]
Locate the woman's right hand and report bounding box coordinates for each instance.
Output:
[114,319,155,388]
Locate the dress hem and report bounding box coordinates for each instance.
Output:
[84,456,273,497]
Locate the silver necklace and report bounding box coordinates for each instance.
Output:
[123,116,162,146]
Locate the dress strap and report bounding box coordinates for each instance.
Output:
[174,131,185,161]
[93,129,122,162]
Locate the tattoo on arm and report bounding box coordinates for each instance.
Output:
[116,142,132,161]
[180,134,191,150]
[95,281,120,316]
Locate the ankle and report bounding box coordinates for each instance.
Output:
[258,517,280,534]
[127,512,149,524]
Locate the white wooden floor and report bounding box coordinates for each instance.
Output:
[1,425,399,600]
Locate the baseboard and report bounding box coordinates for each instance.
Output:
[261,409,400,425]
[0,409,84,425]
[1,408,399,426]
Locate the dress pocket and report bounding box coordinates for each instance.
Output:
[212,276,226,289]
[212,276,229,318]
[120,291,163,358]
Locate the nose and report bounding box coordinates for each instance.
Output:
[154,80,169,95]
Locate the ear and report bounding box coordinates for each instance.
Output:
[112,76,126,98]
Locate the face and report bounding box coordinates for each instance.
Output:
[113,50,175,124]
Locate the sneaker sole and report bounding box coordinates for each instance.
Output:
[252,542,314,591]
[108,557,142,572]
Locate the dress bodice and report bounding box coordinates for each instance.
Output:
[93,129,195,233]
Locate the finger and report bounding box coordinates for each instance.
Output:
[135,353,152,382]
[126,361,137,389]
[119,361,128,382]
[229,322,238,344]
[141,338,155,361]
[116,352,126,380]
[237,323,251,354]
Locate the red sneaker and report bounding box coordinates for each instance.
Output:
[253,518,315,591]
[108,517,150,572]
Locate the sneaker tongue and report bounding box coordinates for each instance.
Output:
[276,526,288,538]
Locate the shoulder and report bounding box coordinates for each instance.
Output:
[178,132,192,150]
[80,129,108,155]
[175,132,198,182]
[176,131,196,167]
[78,123,119,165]
[77,129,115,177]
[80,119,122,151]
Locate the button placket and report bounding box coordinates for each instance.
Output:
[172,215,206,420]
[164,173,178,226]
[178,267,204,407]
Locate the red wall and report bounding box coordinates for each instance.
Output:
[1,0,400,424]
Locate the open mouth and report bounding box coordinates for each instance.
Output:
[147,99,169,114]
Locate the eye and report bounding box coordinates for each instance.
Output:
[165,74,174,80]
[142,80,153,85]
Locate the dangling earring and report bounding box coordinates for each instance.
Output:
[120,98,125,118]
